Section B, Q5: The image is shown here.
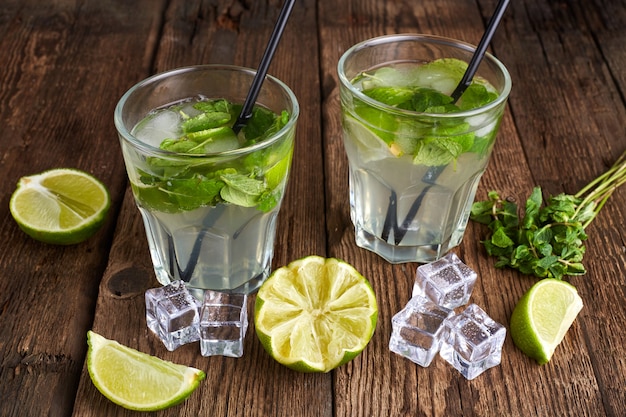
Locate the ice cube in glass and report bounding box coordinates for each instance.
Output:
[389,295,455,367]
[413,252,477,309]
[145,280,200,351]
[199,291,248,357]
[439,304,506,380]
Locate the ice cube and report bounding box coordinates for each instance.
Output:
[202,132,240,153]
[145,280,200,351]
[389,295,455,367]
[134,109,181,147]
[439,303,506,380]
[199,291,248,358]
[413,252,477,309]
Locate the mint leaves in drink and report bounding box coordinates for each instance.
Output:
[470,150,626,279]
[350,58,499,165]
[133,98,292,213]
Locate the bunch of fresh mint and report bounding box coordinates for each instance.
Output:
[135,98,291,213]
[471,149,626,279]
[351,59,500,165]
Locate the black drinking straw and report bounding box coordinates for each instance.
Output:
[380,0,510,244]
[450,0,510,102]
[181,0,296,283]
[232,0,297,134]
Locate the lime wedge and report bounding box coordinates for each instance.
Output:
[342,114,402,165]
[87,331,205,411]
[510,279,583,364]
[254,256,378,373]
[9,168,110,244]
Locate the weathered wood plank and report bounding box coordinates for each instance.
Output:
[488,0,626,416]
[319,0,625,416]
[0,1,153,416]
[0,0,624,416]
[70,0,332,416]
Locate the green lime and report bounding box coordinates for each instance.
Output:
[343,113,401,157]
[9,168,110,244]
[87,331,205,411]
[264,149,293,189]
[510,279,583,364]
[254,256,378,373]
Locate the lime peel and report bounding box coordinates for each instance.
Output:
[510,279,583,365]
[254,256,378,373]
[9,168,110,245]
[87,331,205,411]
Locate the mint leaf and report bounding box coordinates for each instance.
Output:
[458,83,498,110]
[362,87,415,107]
[412,134,473,167]
[491,227,515,248]
[220,173,266,207]
[243,107,288,143]
[256,190,280,212]
[413,139,458,166]
[182,112,231,133]
[410,88,455,112]
[167,176,225,211]
[192,98,235,114]
[159,138,202,154]
[361,87,457,113]
[522,187,543,229]
[134,174,225,212]
[470,131,496,157]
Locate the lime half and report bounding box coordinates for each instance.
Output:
[9,168,110,244]
[254,256,378,373]
[510,279,583,364]
[87,331,205,411]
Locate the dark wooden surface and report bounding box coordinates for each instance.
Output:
[1,0,625,416]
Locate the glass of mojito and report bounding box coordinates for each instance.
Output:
[338,34,511,264]
[115,65,298,294]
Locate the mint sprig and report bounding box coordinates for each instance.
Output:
[352,61,499,165]
[471,149,626,279]
[220,173,266,207]
[135,98,291,213]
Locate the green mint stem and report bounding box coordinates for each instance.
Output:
[574,149,626,228]
[470,148,626,280]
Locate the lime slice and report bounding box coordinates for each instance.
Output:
[87,331,205,411]
[510,279,583,364]
[254,256,378,373]
[9,168,110,244]
[264,149,293,189]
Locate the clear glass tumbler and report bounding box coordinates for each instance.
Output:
[337,34,511,263]
[115,65,299,293]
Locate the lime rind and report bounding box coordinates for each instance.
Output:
[510,279,583,364]
[9,168,110,245]
[254,256,378,373]
[87,331,205,411]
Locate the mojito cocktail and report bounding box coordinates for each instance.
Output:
[338,35,511,263]
[115,66,298,293]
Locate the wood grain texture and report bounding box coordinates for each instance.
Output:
[69,0,331,416]
[0,1,141,416]
[319,0,626,416]
[0,0,624,416]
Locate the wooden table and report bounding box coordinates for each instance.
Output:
[1,0,625,416]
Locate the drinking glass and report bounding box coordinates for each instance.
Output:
[115,65,299,293]
[337,34,511,263]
